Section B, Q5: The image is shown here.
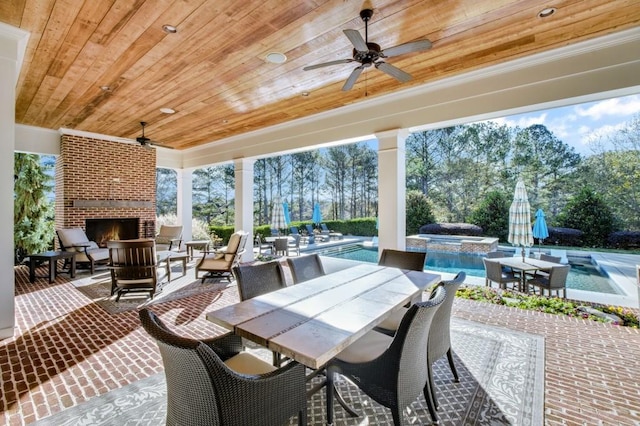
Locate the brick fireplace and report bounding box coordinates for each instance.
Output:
[55,134,157,244]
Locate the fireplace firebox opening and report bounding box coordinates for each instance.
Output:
[86,218,140,247]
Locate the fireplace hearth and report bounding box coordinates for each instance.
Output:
[86,218,140,247]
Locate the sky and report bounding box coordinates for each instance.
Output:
[486,94,640,156]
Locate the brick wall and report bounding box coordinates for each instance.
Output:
[55,134,156,240]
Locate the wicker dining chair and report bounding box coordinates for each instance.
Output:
[232,261,289,366]
[286,254,326,284]
[325,286,446,425]
[374,272,467,409]
[139,308,307,426]
[378,248,426,271]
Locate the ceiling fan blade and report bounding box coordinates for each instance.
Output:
[343,29,368,51]
[375,62,412,82]
[381,39,432,58]
[342,66,364,91]
[149,141,175,149]
[303,59,353,71]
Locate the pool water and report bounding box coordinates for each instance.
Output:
[312,244,622,295]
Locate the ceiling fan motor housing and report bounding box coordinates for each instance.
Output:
[353,42,381,65]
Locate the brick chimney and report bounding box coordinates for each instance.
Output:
[54,134,157,242]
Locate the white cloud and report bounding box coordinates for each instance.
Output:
[575,95,640,120]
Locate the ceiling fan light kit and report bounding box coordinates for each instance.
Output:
[303,7,432,91]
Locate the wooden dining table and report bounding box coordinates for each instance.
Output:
[206,263,441,370]
[495,257,564,292]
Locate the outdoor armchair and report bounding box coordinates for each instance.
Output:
[195,231,248,282]
[325,286,446,425]
[155,225,183,251]
[56,228,110,274]
[107,239,158,301]
[138,308,307,426]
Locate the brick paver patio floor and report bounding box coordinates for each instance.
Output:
[2,263,640,425]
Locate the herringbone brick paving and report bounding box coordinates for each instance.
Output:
[2,264,640,425]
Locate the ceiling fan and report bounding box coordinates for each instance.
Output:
[303,7,432,91]
[135,122,174,149]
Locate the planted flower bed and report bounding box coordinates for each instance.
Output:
[456,285,639,328]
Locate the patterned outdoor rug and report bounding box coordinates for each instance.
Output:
[70,264,232,315]
[33,318,544,425]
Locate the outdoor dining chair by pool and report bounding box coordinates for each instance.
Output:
[273,237,289,256]
[374,272,466,409]
[527,264,571,298]
[483,257,521,290]
[139,309,307,426]
[378,248,426,271]
[254,234,273,255]
[325,286,446,425]
[287,234,301,256]
[527,253,562,280]
[286,254,326,284]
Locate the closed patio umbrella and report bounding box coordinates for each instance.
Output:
[283,201,291,227]
[508,180,534,261]
[270,197,287,234]
[532,208,549,252]
[312,202,322,226]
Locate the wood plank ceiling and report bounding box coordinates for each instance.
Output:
[2,0,639,150]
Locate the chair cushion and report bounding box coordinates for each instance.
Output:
[199,257,231,270]
[58,228,90,248]
[224,352,277,375]
[335,330,393,363]
[88,248,110,261]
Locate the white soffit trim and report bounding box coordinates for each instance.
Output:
[182,26,640,168]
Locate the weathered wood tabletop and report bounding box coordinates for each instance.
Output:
[206,263,441,369]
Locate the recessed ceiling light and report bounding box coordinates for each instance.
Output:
[162,24,177,33]
[301,91,310,97]
[160,107,175,114]
[538,7,556,18]
[222,119,228,123]
[265,52,287,64]
[100,85,111,91]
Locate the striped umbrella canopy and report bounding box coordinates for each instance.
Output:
[312,202,322,225]
[532,208,549,251]
[270,197,287,232]
[508,180,534,260]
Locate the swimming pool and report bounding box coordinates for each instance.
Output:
[311,244,622,295]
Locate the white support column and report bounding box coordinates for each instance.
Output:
[176,168,193,243]
[0,23,29,339]
[376,129,408,256]
[235,158,255,262]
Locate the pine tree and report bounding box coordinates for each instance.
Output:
[14,153,55,264]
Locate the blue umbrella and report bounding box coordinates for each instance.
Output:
[532,208,549,251]
[312,203,322,225]
[283,202,291,226]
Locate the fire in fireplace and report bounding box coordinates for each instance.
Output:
[86,218,140,247]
